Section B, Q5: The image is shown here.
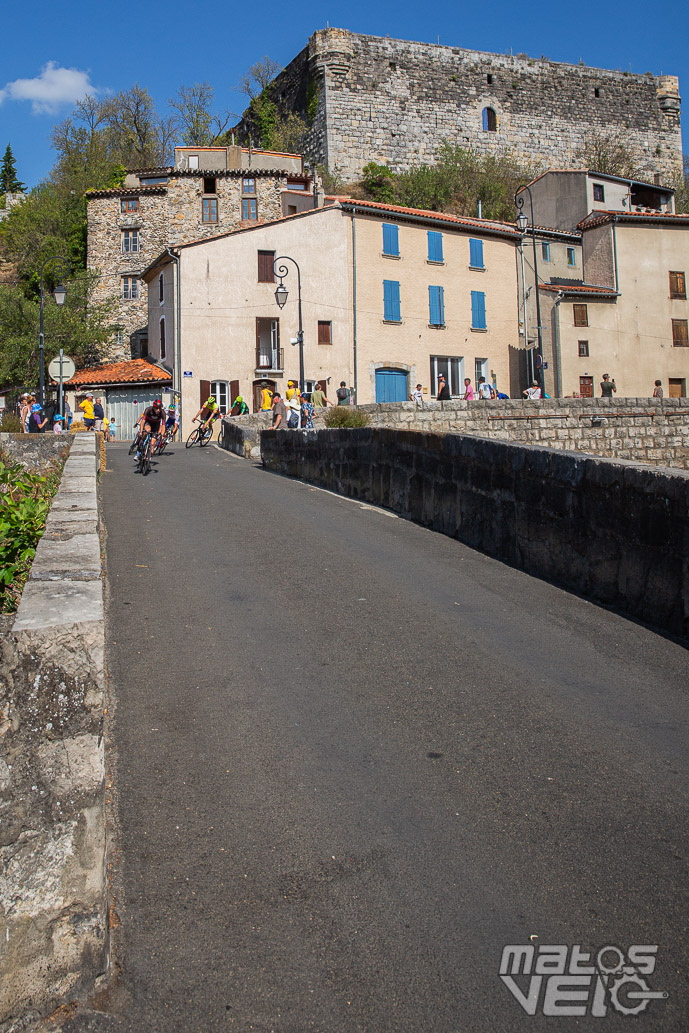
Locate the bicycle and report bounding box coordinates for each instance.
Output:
[154,428,171,455]
[185,418,214,448]
[128,427,142,456]
[136,431,153,475]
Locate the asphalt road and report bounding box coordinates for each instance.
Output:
[71,440,688,1032]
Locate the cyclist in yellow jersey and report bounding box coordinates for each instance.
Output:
[193,396,221,434]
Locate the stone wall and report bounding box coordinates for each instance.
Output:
[0,434,72,470]
[249,28,682,183]
[260,428,689,640]
[0,434,108,1026]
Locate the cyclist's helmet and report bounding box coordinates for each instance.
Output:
[153,399,162,406]
[206,396,216,406]
[168,404,176,412]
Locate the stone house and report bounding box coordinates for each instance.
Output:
[86,145,318,364]
[142,199,522,436]
[233,28,683,183]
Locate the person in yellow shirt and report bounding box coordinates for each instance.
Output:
[259,382,274,411]
[103,416,110,440]
[79,394,96,430]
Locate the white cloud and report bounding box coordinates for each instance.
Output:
[0,62,96,114]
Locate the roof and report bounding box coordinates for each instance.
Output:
[62,359,172,388]
[518,169,675,194]
[539,282,618,298]
[578,210,689,230]
[325,196,521,238]
[86,185,167,199]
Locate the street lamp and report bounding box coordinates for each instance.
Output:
[38,256,69,406]
[273,256,304,392]
[514,187,545,397]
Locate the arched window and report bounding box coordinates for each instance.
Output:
[482,107,497,132]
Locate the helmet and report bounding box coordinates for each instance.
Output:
[235,395,243,403]
[154,399,162,406]
[168,404,176,412]
[206,396,216,406]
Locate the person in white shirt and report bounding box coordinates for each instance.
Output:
[410,383,424,406]
[523,382,542,400]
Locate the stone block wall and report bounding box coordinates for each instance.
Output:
[253,29,682,183]
[0,434,72,470]
[260,428,689,640]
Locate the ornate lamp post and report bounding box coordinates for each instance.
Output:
[515,187,545,396]
[38,256,69,405]
[273,256,304,393]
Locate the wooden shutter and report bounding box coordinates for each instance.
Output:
[427,231,443,262]
[672,319,689,347]
[669,271,686,299]
[318,321,331,344]
[471,290,486,329]
[200,380,211,408]
[573,304,588,327]
[469,238,484,269]
[382,223,399,256]
[384,280,401,322]
[258,251,275,283]
[429,286,444,326]
[230,380,239,404]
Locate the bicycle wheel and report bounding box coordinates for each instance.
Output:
[142,437,153,475]
[185,427,200,448]
[128,435,139,456]
[199,427,212,446]
[137,435,150,474]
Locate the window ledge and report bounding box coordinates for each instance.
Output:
[428,323,446,329]
[382,319,403,325]
[470,326,488,332]
[469,265,486,272]
[427,259,445,266]
[381,253,401,260]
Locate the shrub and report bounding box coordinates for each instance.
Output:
[0,410,23,433]
[0,458,62,611]
[324,407,370,428]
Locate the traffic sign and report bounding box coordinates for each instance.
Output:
[48,355,76,380]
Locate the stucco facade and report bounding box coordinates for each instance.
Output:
[143,201,522,436]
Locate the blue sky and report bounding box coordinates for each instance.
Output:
[1,0,685,189]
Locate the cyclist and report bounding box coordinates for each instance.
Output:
[135,399,166,454]
[164,403,179,442]
[193,395,221,436]
[230,395,249,416]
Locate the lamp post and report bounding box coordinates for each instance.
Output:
[273,256,304,393]
[514,187,545,397]
[38,256,69,406]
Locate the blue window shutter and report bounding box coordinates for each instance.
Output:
[470,238,484,268]
[428,231,443,262]
[384,280,401,321]
[471,290,486,329]
[429,285,444,325]
[383,223,399,256]
[438,285,445,325]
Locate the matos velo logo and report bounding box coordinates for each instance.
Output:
[499,942,668,1017]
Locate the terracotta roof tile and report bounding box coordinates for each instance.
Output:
[62,359,172,388]
[324,196,520,236]
[579,210,689,230]
[539,282,618,297]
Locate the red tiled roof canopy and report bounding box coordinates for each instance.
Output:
[62,359,172,388]
[324,196,520,237]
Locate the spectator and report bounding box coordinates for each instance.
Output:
[53,414,64,435]
[410,383,424,406]
[300,393,315,429]
[65,400,73,430]
[477,376,494,400]
[523,382,542,400]
[311,385,333,408]
[462,378,474,400]
[19,394,31,432]
[94,397,105,432]
[28,402,49,433]
[652,380,663,398]
[285,382,302,428]
[437,374,450,401]
[336,381,351,405]
[80,394,96,430]
[109,416,117,441]
[600,374,616,398]
[103,415,110,439]
[271,392,287,429]
[259,382,274,411]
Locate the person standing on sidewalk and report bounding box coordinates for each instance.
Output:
[437,374,450,401]
[336,382,351,405]
[600,374,617,398]
[271,393,287,429]
[94,397,105,432]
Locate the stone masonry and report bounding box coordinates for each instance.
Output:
[87,170,295,363]
[248,28,683,183]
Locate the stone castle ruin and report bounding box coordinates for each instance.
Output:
[239,28,683,183]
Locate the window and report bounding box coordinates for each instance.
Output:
[594,88,601,98]
[672,319,688,347]
[188,155,199,170]
[427,230,443,263]
[242,177,256,195]
[242,198,257,221]
[203,176,216,194]
[286,180,306,191]
[287,204,297,216]
[211,380,229,411]
[578,340,589,357]
[140,176,168,185]
[541,241,551,262]
[120,197,138,213]
[471,290,486,330]
[487,74,494,85]
[158,273,164,303]
[430,355,464,396]
[121,276,138,300]
[382,223,399,256]
[475,357,489,384]
[469,238,484,269]
[482,107,497,132]
[202,198,218,223]
[383,280,401,322]
[114,330,124,350]
[669,271,686,299]
[258,250,275,283]
[573,304,588,327]
[159,318,166,360]
[593,184,605,203]
[428,286,445,326]
[318,321,332,344]
[122,229,139,253]
[567,247,576,267]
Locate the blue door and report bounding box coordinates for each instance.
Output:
[375,369,408,403]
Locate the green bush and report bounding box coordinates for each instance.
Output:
[0,458,62,611]
[0,410,23,433]
[324,407,370,429]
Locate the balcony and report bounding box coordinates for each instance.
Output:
[255,347,284,372]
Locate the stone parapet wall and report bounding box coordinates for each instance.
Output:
[0,434,72,470]
[356,397,689,470]
[261,428,689,640]
[0,434,107,1026]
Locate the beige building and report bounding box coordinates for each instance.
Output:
[86,145,318,363]
[142,199,522,435]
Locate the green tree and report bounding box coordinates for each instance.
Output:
[0,144,25,194]
[170,83,236,146]
[362,163,396,204]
